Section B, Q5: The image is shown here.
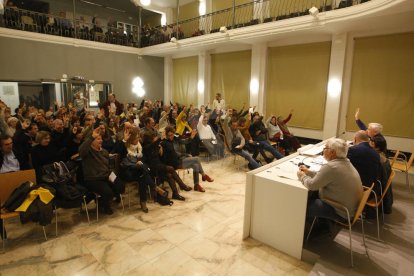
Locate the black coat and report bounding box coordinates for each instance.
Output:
[160,139,180,169]
[347,142,381,187]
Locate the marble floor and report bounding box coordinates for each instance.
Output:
[0,157,312,276]
[306,171,414,276]
[1,156,413,276]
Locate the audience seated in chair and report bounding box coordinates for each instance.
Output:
[266,115,291,154]
[276,110,301,151]
[221,114,261,170]
[197,113,224,158]
[0,134,31,239]
[113,127,166,212]
[369,134,393,214]
[141,131,188,201]
[348,130,382,197]
[79,125,124,215]
[249,113,284,161]
[161,126,214,193]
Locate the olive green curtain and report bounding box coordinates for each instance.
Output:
[210,50,251,110]
[266,42,331,129]
[346,33,414,138]
[172,56,198,105]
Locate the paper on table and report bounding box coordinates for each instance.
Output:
[273,169,299,180]
[272,159,302,180]
[300,144,325,156]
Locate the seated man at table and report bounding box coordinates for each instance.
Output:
[347,130,381,196]
[297,138,363,228]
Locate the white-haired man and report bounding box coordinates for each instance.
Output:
[354,107,383,137]
[297,138,363,221]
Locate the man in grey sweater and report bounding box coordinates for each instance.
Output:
[79,125,124,214]
[297,138,363,220]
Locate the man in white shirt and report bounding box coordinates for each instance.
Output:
[197,113,224,158]
[212,93,225,111]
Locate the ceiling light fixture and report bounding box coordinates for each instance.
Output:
[140,0,151,6]
[219,26,227,33]
[309,6,319,17]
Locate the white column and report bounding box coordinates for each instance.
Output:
[199,0,212,33]
[322,33,348,139]
[164,56,172,104]
[250,43,267,114]
[198,51,211,107]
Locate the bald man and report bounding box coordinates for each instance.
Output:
[347,130,382,195]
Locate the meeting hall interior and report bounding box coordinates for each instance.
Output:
[0,0,413,275]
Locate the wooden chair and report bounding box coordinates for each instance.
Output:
[388,150,400,167]
[366,170,396,238]
[217,132,242,168]
[0,170,56,250]
[391,151,413,192]
[306,184,374,267]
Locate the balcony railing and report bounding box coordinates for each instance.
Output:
[2,6,139,47]
[142,0,369,47]
[1,0,369,48]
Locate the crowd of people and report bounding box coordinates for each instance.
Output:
[0,91,302,237]
[0,88,396,242]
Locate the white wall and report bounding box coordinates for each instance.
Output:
[0,82,19,111]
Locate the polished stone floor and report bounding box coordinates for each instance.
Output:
[0,157,312,276]
[1,157,413,276]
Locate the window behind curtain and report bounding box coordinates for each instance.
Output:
[346,33,414,138]
[266,41,331,129]
[172,56,198,105]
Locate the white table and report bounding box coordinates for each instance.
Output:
[243,142,326,259]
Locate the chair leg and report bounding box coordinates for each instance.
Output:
[372,190,380,240]
[306,217,317,241]
[128,185,131,208]
[2,220,6,251]
[120,193,125,213]
[361,215,367,248]
[96,200,99,222]
[348,223,353,268]
[42,226,48,241]
[55,207,58,237]
[406,171,411,192]
[83,196,91,224]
